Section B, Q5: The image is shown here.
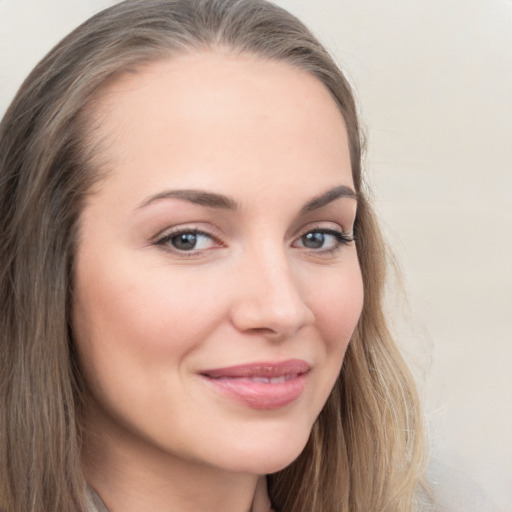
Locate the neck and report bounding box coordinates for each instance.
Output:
[82,407,265,512]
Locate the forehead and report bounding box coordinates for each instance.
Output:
[88,51,352,200]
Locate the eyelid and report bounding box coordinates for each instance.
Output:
[294,221,354,240]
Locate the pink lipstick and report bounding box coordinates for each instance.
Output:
[200,359,310,409]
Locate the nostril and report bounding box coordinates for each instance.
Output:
[230,294,313,339]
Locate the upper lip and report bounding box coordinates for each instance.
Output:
[200,359,311,379]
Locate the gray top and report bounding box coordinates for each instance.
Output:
[87,488,109,512]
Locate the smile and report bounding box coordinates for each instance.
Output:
[199,359,311,410]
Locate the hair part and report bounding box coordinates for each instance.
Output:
[0,1,425,511]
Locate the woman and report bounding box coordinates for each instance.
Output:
[0,1,426,511]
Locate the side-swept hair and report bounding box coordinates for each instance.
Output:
[0,1,425,511]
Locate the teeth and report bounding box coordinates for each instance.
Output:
[212,373,300,383]
[236,375,297,384]
[252,377,270,383]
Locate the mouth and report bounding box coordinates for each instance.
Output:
[199,359,311,410]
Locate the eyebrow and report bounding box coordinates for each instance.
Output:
[299,185,357,213]
[138,189,238,210]
[137,184,357,212]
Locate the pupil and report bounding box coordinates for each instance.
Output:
[303,232,324,249]
[172,233,197,250]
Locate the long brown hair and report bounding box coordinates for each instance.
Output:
[0,1,425,511]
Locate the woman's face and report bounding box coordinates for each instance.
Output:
[72,52,363,475]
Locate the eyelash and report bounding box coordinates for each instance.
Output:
[154,226,354,257]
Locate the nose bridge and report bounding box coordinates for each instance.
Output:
[231,237,312,337]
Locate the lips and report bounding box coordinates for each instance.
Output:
[199,359,310,409]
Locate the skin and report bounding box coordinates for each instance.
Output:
[72,52,364,512]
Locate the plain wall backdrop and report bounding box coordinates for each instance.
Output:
[1,1,511,510]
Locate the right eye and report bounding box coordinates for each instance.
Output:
[156,229,219,253]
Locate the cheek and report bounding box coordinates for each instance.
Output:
[71,259,227,429]
[295,257,363,420]
[307,259,364,352]
[71,252,234,399]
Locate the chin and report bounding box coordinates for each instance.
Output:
[213,424,312,475]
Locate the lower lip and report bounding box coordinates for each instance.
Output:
[201,373,308,410]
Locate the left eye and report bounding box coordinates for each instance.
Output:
[158,230,216,252]
[295,229,353,250]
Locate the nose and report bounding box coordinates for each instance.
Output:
[229,244,314,339]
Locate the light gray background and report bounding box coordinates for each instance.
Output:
[1,1,510,510]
